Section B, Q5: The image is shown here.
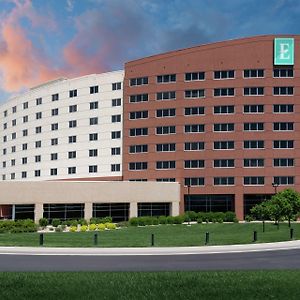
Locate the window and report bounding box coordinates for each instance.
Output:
[273,158,294,167]
[35,170,41,177]
[67,136,76,144]
[52,93,59,101]
[21,171,27,179]
[244,69,264,78]
[273,176,294,185]
[130,77,148,86]
[90,101,98,110]
[244,159,264,167]
[11,146,16,153]
[23,115,28,123]
[4,110,7,117]
[129,111,148,120]
[112,98,121,106]
[129,162,148,170]
[112,114,121,123]
[111,131,121,139]
[112,82,122,90]
[89,165,98,173]
[69,89,77,97]
[11,132,16,139]
[184,107,205,116]
[22,143,27,151]
[156,126,176,135]
[130,94,149,104]
[35,155,41,163]
[273,122,294,131]
[184,142,204,151]
[69,105,77,113]
[129,128,147,137]
[68,151,76,159]
[185,72,205,81]
[214,123,234,132]
[156,161,176,169]
[2,161,6,168]
[51,123,58,131]
[156,143,176,152]
[244,123,264,131]
[214,105,234,114]
[89,133,98,141]
[184,177,205,186]
[3,123,7,130]
[51,138,58,146]
[111,147,121,155]
[184,124,205,133]
[273,140,294,149]
[3,149,6,155]
[129,145,148,153]
[273,86,293,95]
[185,89,205,98]
[3,136,7,142]
[214,70,234,79]
[89,149,98,157]
[214,141,234,150]
[244,140,264,149]
[12,119,16,126]
[50,168,57,176]
[69,120,77,128]
[11,159,15,166]
[156,178,176,182]
[35,126,42,134]
[90,85,99,94]
[35,141,41,148]
[156,91,176,100]
[244,87,264,96]
[111,164,120,172]
[90,117,98,125]
[12,106,17,113]
[157,74,176,83]
[52,108,58,116]
[244,105,264,113]
[156,108,176,118]
[273,104,294,113]
[214,159,235,168]
[22,157,27,165]
[244,177,264,185]
[214,88,234,97]
[23,102,28,109]
[51,153,58,161]
[214,177,235,185]
[36,97,42,105]
[68,167,76,174]
[10,173,15,180]
[184,160,204,169]
[273,69,293,78]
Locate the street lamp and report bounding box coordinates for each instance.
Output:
[272,182,279,194]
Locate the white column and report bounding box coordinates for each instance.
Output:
[84,202,93,221]
[130,202,138,218]
[171,201,180,216]
[34,203,43,224]
[12,204,15,220]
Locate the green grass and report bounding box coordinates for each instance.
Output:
[0,271,299,299]
[0,222,299,247]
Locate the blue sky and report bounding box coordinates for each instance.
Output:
[0,0,299,102]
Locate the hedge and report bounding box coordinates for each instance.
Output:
[0,219,38,233]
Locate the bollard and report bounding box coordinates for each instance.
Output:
[205,232,209,245]
[253,231,257,242]
[151,233,154,246]
[262,220,265,233]
[290,228,294,240]
[94,233,98,246]
[39,233,44,246]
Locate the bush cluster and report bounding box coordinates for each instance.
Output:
[90,217,113,224]
[0,219,38,233]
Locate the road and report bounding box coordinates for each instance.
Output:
[0,241,299,271]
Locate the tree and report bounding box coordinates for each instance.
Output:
[250,201,270,232]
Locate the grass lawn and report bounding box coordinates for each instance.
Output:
[0,271,299,299]
[0,222,299,247]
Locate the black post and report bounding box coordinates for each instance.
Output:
[94,233,98,246]
[262,220,265,233]
[290,228,294,240]
[253,231,257,242]
[39,233,44,246]
[151,233,154,246]
[288,218,291,228]
[205,232,209,245]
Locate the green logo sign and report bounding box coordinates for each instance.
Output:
[274,38,294,65]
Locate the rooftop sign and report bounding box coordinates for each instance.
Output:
[274,38,294,65]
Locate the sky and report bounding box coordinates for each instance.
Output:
[0,0,299,102]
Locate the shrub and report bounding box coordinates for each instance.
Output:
[90,217,113,224]
[184,211,198,222]
[166,216,175,224]
[78,218,88,226]
[51,218,61,227]
[39,218,48,227]
[60,225,66,231]
[158,216,167,224]
[89,224,97,231]
[152,217,159,225]
[173,216,184,224]
[69,226,77,232]
[197,218,203,224]
[224,211,237,222]
[70,220,78,227]
[245,215,254,222]
[129,217,139,226]
[80,225,88,232]
[117,221,129,227]
[98,223,106,231]
[106,223,116,230]
[55,227,62,232]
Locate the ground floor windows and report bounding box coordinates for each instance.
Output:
[138,203,170,217]
[243,194,272,216]
[93,203,129,222]
[43,204,84,221]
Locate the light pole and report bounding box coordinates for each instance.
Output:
[272,182,279,194]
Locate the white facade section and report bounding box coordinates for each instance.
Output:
[0,71,124,181]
